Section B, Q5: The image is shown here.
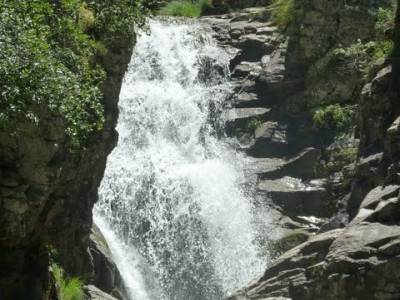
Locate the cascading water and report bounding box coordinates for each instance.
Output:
[94,19,267,300]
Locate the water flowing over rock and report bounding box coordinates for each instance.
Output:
[94,20,270,300]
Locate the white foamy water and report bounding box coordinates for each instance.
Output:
[94,19,267,300]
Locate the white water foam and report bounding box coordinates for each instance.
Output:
[94,19,267,300]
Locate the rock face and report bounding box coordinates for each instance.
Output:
[89,224,127,298]
[0,16,134,300]
[204,1,400,299]
[228,223,400,300]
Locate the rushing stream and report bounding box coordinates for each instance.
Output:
[94,19,267,300]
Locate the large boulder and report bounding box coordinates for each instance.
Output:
[85,285,119,300]
[228,222,400,300]
[89,224,126,299]
[347,153,384,217]
[260,148,321,179]
[351,185,400,224]
[257,177,333,218]
[248,121,289,157]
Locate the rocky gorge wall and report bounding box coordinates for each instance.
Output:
[201,0,400,299]
[0,2,138,299]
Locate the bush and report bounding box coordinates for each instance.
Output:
[246,117,262,131]
[317,145,358,176]
[158,0,213,17]
[372,40,394,59]
[313,104,354,131]
[0,1,146,148]
[78,3,96,32]
[52,264,84,300]
[375,3,397,35]
[372,2,397,59]
[270,0,296,28]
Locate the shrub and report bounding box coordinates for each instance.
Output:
[78,3,96,32]
[52,264,84,300]
[372,40,394,59]
[270,0,296,28]
[375,2,397,35]
[246,117,262,131]
[158,0,213,17]
[317,145,358,176]
[372,2,397,59]
[0,1,146,148]
[313,104,354,131]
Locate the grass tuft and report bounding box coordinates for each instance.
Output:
[270,0,296,28]
[52,264,84,300]
[158,0,212,17]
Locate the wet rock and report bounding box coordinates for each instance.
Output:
[229,223,400,300]
[232,34,275,61]
[224,107,271,133]
[232,92,261,108]
[230,79,257,94]
[260,148,321,179]
[232,62,262,78]
[257,26,278,35]
[270,229,313,258]
[248,121,289,157]
[89,224,126,298]
[86,285,118,300]
[351,185,400,225]
[257,177,333,218]
[347,153,384,217]
[224,107,271,121]
[241,156,286,185]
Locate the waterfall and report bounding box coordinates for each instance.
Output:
[94,19,267,300]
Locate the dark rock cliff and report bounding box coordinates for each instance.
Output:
[0,14,134,300]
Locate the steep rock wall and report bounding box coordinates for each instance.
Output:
[0,8,135,300]
[203,0,400,299]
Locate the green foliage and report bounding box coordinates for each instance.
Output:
[246,117,262,131]
[144,0,168,11]
[317,145,358,176]
[329,1,397,78]
[372,40,394,60]
[158,0,213,17]
[313,104,354,131]
[0,0,145,148]
[52,264,84,300]
[333,40,373,59]
[87,0,146,47]
[332,39,393,78]
[78,3,96,32]
[372,1,397,59]
[270,0,296,28]
[375,2,397,35]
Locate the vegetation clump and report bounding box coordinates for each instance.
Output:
[312,104,355,132]
[372,1,398,58]
[0,0,145,148]
[158,0,213,17]
[333,1,397,67]
[316,142,358,177]
[52,263,84,300]
[270,0,297,28]
[246,117,263,131]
